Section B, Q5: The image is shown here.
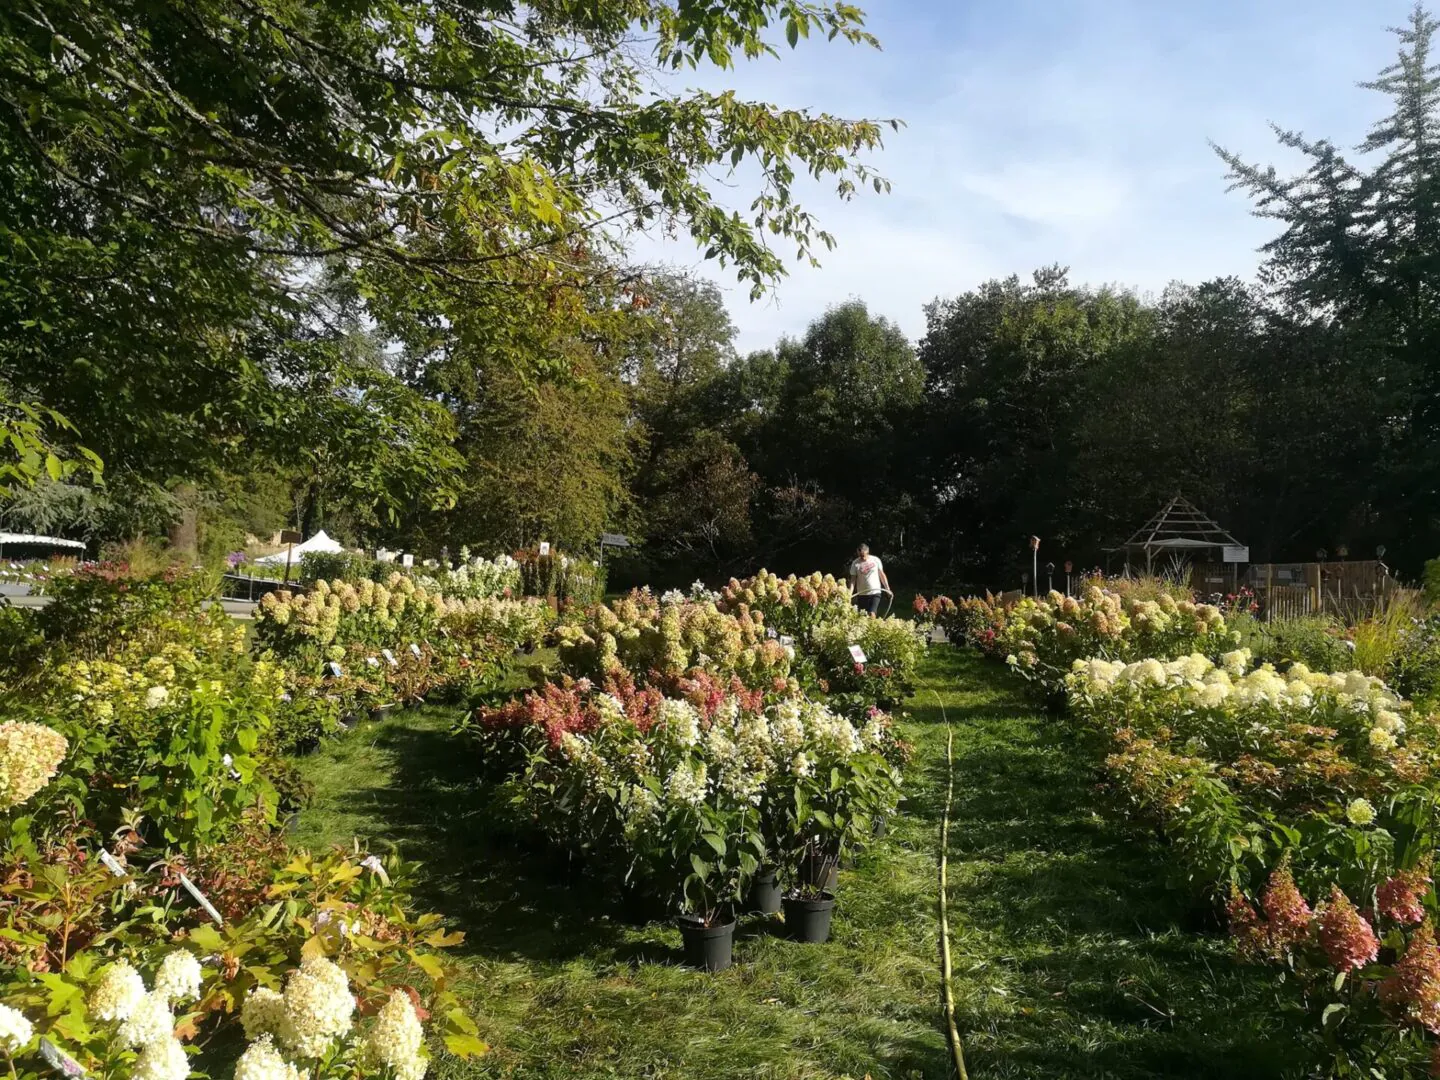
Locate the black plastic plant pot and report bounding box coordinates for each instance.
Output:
[677,914,736,972]
[800,853,839,892]
[339,712,360,730]
[782,892,836,944]
[748,867,782,915]
[369,704,395,723]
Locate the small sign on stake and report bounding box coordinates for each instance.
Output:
[1222,545,1250,563]
[409,643,422,659]
[40,1038,87,1078]
[97,849,127,877]
[326,662,344,678]
[401,553,414,568]
[365,656,379,668]
[538,541,551,557]
[382,649,397,667]
[178,872,224,926]
[848,644,867,665]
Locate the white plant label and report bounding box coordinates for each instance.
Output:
[178,872,224,926]
[401,553,414,568]
[409,643,422,658]
[327,662,344,678]
[538,541,550,556]
[39,1038,87,1078]
[365,656,379,668]
[97,849,127,877]
[382,649,397,666]
[848,644,867,665]
[779,635,794,648]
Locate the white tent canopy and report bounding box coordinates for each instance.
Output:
[254,530,344,565]
[0,532,85,551]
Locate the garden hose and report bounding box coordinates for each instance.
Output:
[936,699,972,1080]
[881,588,894,618]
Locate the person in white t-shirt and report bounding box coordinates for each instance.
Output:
[847,543,890,616]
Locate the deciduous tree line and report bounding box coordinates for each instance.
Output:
[4,2,1440,590]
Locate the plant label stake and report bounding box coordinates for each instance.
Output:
[409,643,422,658]
[178,872,224,926]
[382,649,397,666]
[40,1038,87,1078]
[848,644,867,665]
[327,662,344,678]
[365,656,379,668]
[538,541,550,557]
[97,849,127,877]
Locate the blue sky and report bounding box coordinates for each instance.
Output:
[627,0,1420,353]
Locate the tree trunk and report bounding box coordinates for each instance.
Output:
[167,483,199,560]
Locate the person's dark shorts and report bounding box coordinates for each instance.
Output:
[852,593,881,615]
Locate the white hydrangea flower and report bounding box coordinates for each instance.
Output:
[144,685,170,710]
[89,960,147,1022]
[1369,727,1398,753]
[704,723,737,764]
[1376,708,1407,735]
[791,751,814,778]
[277,956,355,1059]
[235,1035,300,1080]
[364,989,428,1080]
[117,991,175,1049]
[660,589,686,606]
[133,1037,189,1080]
[241,987,286,1040]
[664,761,707,806]
[1220,648,1251,676]
[1346,798,1377,827]
[769,704,806,757]
[659,699,699,747]
[0,1003,32,1054]
[153,950,202,1006]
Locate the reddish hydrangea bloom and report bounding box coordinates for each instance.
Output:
[473,680,598,748]
[1381,923,1440,1034]
[1380,869,1431,926]
[1316,886,1379,972]
[1226,885,1268,960]
[1261,862,1313,953]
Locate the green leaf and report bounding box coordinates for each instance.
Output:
[444,1032,491,1060]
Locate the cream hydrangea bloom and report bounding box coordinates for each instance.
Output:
[234,1035,301,1080]
[133,1037,189,1080]
[363,990,428,1080]
[153,950,202,1006]
[0,721,68,810]
[0,1003,33,1054]
[1369,726,1398,753]
[240,987,286,1041]
[117,991,175,1049]
[88,960,147,1022]
[276,956,355,1059]
[1346,798,1377,827]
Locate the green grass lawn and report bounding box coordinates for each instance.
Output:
[290,648,1303,1079]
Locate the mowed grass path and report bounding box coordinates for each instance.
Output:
[292,648,1301,1079]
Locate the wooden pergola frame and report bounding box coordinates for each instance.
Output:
[1118,494,1243,575]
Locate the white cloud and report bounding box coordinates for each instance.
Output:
[624,0,1420,353]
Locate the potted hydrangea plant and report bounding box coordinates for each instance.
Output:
[665,782,764,972]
